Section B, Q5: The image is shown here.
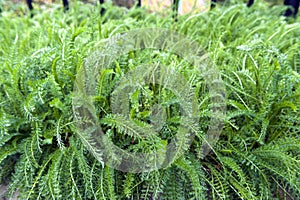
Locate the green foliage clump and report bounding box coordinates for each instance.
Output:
[0,1,299,199]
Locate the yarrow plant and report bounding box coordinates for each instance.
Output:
[0,1,299,199]
[73,27,226,173]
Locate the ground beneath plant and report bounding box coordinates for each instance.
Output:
[0,185,19,200]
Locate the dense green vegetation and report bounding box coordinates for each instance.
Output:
[0,1,299,199]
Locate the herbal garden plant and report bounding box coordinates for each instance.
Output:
[0,1,299,199]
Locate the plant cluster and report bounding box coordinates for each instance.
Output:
[0,1,299,199]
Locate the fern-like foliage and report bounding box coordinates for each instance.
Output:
[0,1,299,200]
